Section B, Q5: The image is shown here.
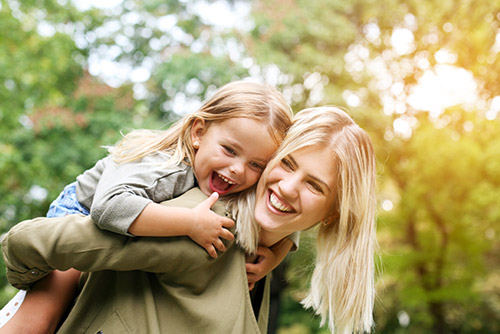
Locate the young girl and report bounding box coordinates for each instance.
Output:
[0,80,294,332]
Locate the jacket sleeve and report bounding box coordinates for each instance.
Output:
[88,153,195,236]
[1,189,226,290]
[287,231,300,251]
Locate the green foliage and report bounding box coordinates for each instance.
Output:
[1,0,500,333]
[148,52,249,121]
[0,1,141,306]
[0,0,249,309]
[377,111,500,333]
[278,294,330,334]
[246,0,500,333]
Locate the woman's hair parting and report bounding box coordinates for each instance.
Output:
[109,80,293,166]
[234,106,377,333]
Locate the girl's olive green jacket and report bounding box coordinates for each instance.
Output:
[2,188,270,334]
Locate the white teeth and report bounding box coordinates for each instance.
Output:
[270,192,292,212]
[218,173,235,184]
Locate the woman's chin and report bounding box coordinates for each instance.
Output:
[256,217,280,233]
[255,206,291,232]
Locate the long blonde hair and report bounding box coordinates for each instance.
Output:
[109,80,293,167]
[231,106,377,334]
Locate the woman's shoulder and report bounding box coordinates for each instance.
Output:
[161,188,226,216]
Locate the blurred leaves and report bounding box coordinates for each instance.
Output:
[0,0,499,333]
[247,0,500,333]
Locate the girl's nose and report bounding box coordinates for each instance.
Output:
[229,160,245,176]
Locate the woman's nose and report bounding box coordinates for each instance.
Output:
[278,174,299,199]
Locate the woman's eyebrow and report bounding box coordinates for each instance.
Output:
[289,153,331,193]
[309,175,331,193]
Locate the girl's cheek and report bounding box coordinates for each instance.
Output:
[250,172,261,185]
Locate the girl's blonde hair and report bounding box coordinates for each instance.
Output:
[231,106,377,334]
[109,80,293,166]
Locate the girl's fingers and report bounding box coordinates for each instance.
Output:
[200,192,219,210]
[219,228,234,241]
[213,239,226,253]
[205,244,218,258]
[221,217,235,228]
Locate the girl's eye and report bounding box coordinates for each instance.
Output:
[223,146,236,155]
[249,161,264,172]
[280,158,293,171]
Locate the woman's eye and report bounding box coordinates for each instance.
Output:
[308,181,324,194]
[223,146,236,155]
[281,158,293,171]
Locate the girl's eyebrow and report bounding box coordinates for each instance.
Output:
[223,137,243,151]
[253,155,270,165]
[288,153,331,193]
[227,138,268,164]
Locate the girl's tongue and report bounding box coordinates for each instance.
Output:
[210,172,233,194]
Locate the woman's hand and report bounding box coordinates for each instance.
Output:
[245,246,277,290]
[245,238,294,290]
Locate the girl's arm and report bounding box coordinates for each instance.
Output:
[87,155,233,258]
[128,193,234,258]
[87,153,194,236]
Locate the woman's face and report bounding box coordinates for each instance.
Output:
[254,144,338,235]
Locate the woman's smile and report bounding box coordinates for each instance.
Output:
[255,144,338,241]
[268,189,295,213]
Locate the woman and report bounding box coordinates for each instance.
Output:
[1,106,377,334]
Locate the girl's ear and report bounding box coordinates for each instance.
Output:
[191,118,206,147]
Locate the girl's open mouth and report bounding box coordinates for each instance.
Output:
[209,172,236,195]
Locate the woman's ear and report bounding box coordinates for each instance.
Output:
[191,118,206,148]
[322,209,339,226]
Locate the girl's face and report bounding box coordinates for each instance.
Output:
[254,144,338,235]
[191,117,278,196]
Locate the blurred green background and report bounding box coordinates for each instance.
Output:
[1,0,499,333]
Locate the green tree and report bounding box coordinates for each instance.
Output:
[378,110,500,333]
[2,0,500,332]
[1,0,87,228]
[0,0,250,306]
[245,0,500,332]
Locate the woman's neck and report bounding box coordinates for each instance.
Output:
[258,229,289,247]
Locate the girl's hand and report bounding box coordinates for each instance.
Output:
[189,192,235,258]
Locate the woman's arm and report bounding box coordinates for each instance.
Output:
[2,189,227,290]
